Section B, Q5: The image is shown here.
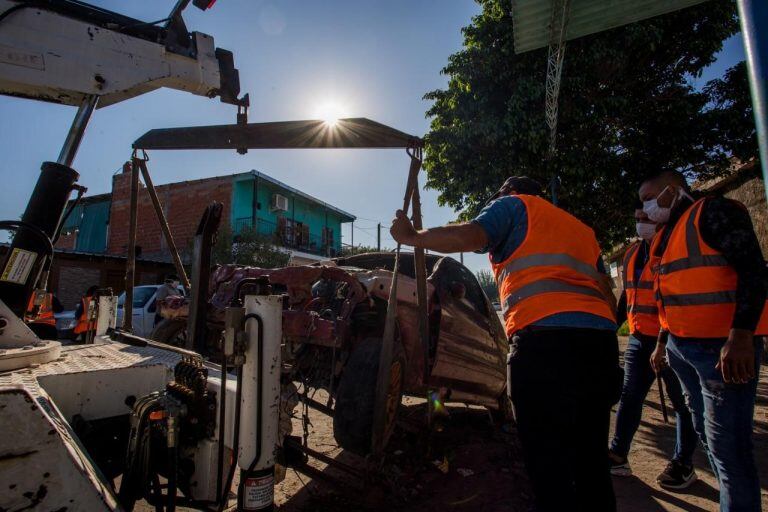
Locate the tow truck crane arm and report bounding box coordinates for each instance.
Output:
[0,0,247,319]
[0,0,245,108]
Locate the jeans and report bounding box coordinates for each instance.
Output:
[666,335,763,512]
[509,328,622,512]
[610,334,698,465]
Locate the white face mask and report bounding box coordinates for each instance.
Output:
[642,187,672,223]
[635,222,657,242]
[642,186,693,223]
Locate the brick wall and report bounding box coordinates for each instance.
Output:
[55,265,101,309]
[49,257,174,310]
[55,232,77,251]
[107,163,232,261]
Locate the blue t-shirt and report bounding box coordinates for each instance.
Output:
[473,196,616,331]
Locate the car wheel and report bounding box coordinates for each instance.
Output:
[150,318,188,347]
[333,337,406,456]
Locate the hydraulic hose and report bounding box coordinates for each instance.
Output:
[231,277,270,306]
[119,399,165,511]
[166,411,179,512]
[0,220,54,267]
[167,444,177,512]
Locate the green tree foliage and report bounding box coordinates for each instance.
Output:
[212,225,291,268]
[424,0,756,247]
[703,61,758,162]
[476,269,499,302]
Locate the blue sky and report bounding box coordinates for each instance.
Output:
[0,1,746,273]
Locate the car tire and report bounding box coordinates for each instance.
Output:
[333,337,406,456]
[150,318,188,347]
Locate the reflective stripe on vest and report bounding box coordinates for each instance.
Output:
[490,194,615,336]
[26,293,55,326]
[496,252,605,286]
[504,278,606,311]
[73,296,94,334]
[655,198,768,337]
[629,304,658,315]
[623,241,660,336]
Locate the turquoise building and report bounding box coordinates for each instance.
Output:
[231,170,355,259]
[57,169,355,264]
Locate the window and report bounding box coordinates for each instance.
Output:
[117,286,158,309]
[322,227,334,247]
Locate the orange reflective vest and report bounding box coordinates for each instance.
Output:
[73,295,94,334]
[26,293,55,327]
[491,194,616,337]
[622,242,660,337]
[652,198,768,338]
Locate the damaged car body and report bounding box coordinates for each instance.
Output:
[155,252,509,455]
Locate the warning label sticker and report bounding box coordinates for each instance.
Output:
[0,248,36,284]
[243,475,274,510]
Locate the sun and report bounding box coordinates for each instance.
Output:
[313,99,348,126]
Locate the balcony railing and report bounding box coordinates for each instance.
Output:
[233,217,339,257]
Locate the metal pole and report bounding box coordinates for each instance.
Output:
[371,150,422,460]
[377,223,381,251]
[409,170,430,387]
[123,159,140,332]
[137,159,190,289]
[325,208,329,257]
[544,0,570,205]
[251,174,258,230]
[737,0,768,202]
[57,95,99,167]
[351,221,354,248]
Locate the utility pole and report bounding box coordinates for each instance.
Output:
[377,223,381,251]
[460,252,464,264]
[351,221,354,248]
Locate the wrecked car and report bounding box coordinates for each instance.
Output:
[153,252,509,455]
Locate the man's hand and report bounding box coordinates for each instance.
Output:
[716,328,756,384]
[390,210,417,245]
[650,342,667,374]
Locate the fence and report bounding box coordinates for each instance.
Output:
[233,217,338,257]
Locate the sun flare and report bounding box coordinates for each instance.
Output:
[313,99,348,126]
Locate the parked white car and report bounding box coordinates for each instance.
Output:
[116,285,186,338]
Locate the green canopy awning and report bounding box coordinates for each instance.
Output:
[512,0,710,53]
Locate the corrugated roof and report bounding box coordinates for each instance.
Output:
[61,197,111,253]
[512,0,710,53]
[74,200,110,253]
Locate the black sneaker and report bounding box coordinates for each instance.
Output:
[608,450,632,477]
[656,460,697,490]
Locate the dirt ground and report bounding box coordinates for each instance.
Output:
[271,337,768,512]
[136,337,767,511]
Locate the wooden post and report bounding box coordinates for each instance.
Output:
[123,159,140,332]
[137,159,190,289]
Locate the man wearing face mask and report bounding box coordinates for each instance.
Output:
[608,208,698,490]
[154,274,181,326]
[390,176,621,512]
[641,170,767,512]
